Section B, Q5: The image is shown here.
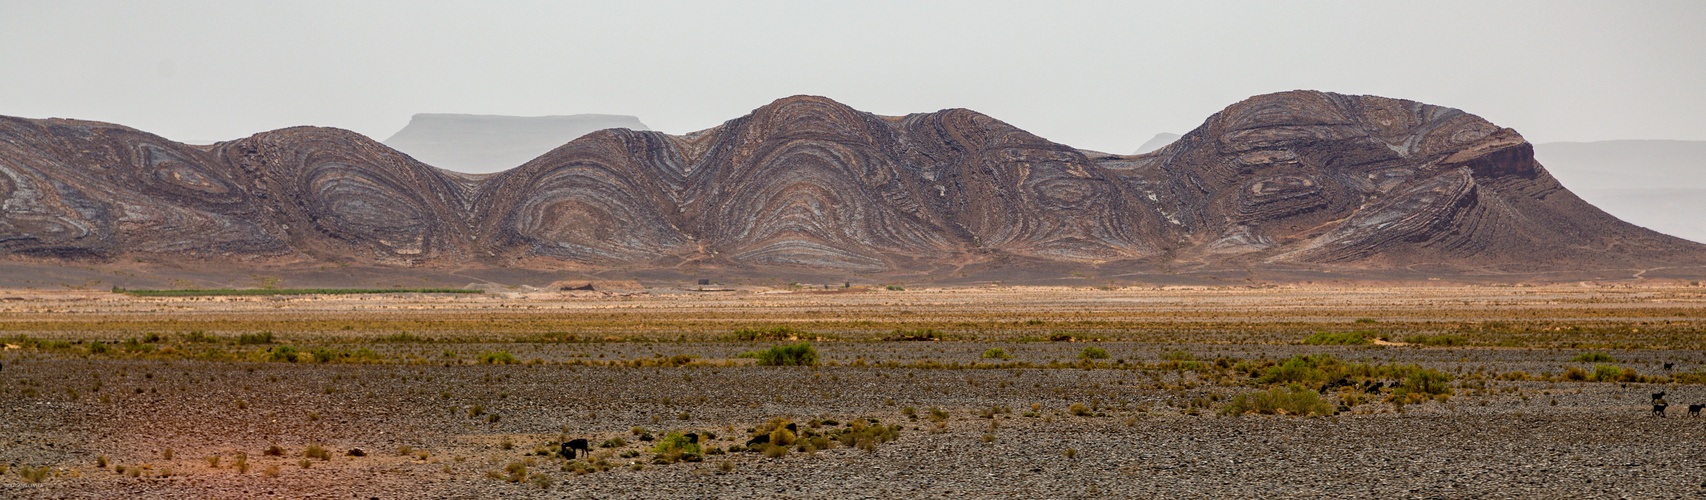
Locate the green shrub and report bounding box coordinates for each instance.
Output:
[1220,385,1336,417]
[743,343,820,366]
[649,432,703,456]
[87,342,111,354]
[1400,368,1452,395]
[981,348,1012,359]
[311,348,338,363]
[1571,352,1616,363]
[1079,346,1110,360]
[18,464,51,483]
[1590,364,1640,382]
[480,351,519,364]
[238,332,276,345]
[1403,335,1466,346]
[1301,331,1373,345]
[270,345,299,362]
[1258,355,1332,386]
[722,327,812,341]
[884,329,944,341]
[182,330,220,343]
[121,338,156,353]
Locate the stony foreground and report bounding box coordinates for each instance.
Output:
[1,345,1703,499]
[0,285,1703,498]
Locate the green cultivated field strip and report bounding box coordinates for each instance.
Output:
[119,288,483,297]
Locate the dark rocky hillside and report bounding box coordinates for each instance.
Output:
[2,91,1702,282]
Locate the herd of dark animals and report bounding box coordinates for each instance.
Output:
[1648,390,1706,417]
[560,433,714,460]
[559,425,795,459]
[742,423,797,448]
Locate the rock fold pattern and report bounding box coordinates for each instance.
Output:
[2,92,1700,274]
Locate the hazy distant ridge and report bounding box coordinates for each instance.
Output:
[1533,140,1706,243]
[1134,133,1180,154]
[383,113,648,174]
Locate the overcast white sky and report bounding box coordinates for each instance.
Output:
[2,1,1702,153]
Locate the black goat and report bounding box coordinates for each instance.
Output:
[1652,402,1668,417]
[1664,363,1675,371]
[1689,404,1703,417]
[1652,391,1666,402]
[745,434,770,447]
[562,438,590,460]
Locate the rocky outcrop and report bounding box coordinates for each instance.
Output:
[473,96,1164,271]
[1097,91,1699,272]
[2,91,1702,279]
[217,126,478,262]
[0,117,288,259]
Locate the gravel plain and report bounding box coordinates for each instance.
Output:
[0,285,1702,498]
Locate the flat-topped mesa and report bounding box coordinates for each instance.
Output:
[2,90,1703,279]
[382,113,651,175]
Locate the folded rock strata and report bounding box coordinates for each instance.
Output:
[2,91,1701,277]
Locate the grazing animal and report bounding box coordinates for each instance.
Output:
[1363,381,1384,394]
[1664,363,1675,371]
[1652,402,1668,417]
[1688,404,1703,417]
[562,439,590,460]
[684,433,699,444]
[745,434,771,447]
[1653,391,1666,402]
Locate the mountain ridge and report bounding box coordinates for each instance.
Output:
[2,91,1702,285]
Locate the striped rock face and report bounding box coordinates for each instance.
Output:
[1099,91,1703,273]
[1,92,1702,276]
[473,96,1166,271]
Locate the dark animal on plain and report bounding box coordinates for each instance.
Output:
[1653,391,1666,402]
[685,433,699,444]
[785,423,798,433]
[1363,381,1384,393]
[563,439,590,460]
[1652,402,1668,417]
[1688,404,1703,417]
[1664,363,1675,371]
[745,434,770,447]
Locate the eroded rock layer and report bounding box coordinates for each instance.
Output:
[1097,91,1698,272]
[2,91,1702,278]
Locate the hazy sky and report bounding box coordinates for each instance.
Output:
[2,1,1702,154]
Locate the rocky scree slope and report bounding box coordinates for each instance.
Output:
[1,91,1701,276]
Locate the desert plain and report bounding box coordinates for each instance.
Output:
[0,282,1704,498]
